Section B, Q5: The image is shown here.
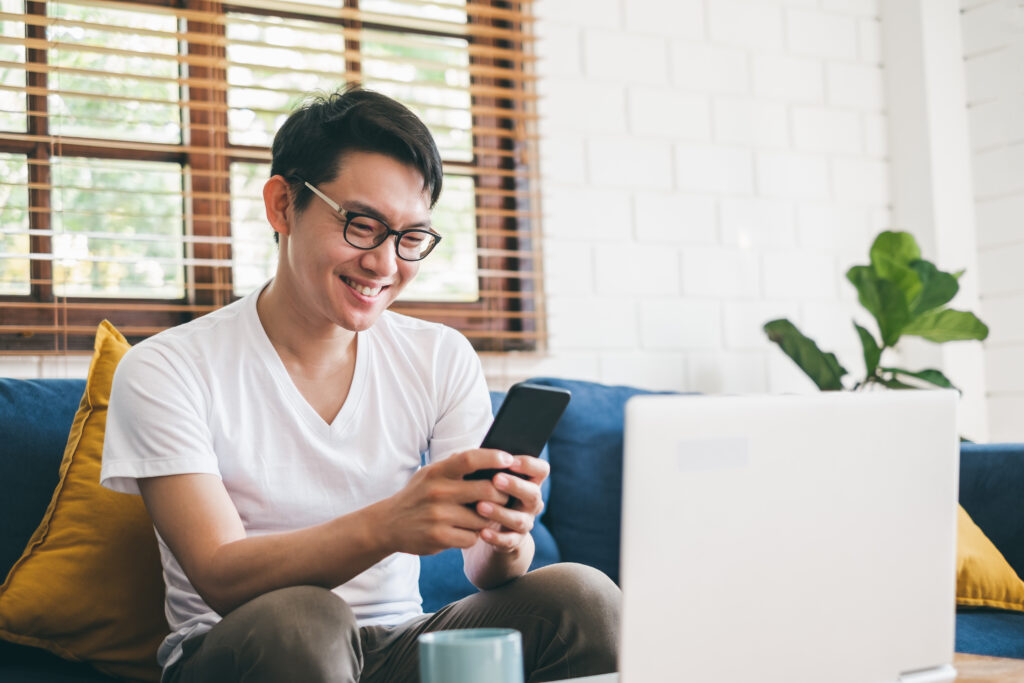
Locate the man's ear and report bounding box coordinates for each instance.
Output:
[263,175,293,239]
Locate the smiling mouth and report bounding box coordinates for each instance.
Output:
[341,275,386,297]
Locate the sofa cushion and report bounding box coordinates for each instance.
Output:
[957,504,1024,612]
[0,321,165,682]
[0,378,86,581]
[418,390,560,612]
[956,610,1024,658]
[0,639,114,682]
[527,377,669,585]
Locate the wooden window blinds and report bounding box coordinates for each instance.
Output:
[0,0,543,353]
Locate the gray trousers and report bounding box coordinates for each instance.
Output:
[164,562,620,683]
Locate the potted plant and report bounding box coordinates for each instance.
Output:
[764,231,989,392]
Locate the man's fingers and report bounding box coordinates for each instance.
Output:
[492,472,543,514]
[449,504,496,531]
[507,455,550,482]
[438,527,481,550]
[458,479,510,507]
[479,527,525,554]
[476,501,534,534]
[438,448,514,479]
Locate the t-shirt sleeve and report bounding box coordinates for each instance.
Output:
[426,327,493,463]
[100,342,221,495]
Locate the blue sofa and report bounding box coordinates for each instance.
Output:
[2,376,1023,681]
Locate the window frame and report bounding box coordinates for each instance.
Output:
[0,0,542,353]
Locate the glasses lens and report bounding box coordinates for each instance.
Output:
[344,215,389,249]
[397,231,439,261]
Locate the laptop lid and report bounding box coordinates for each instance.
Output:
[619,391,959,683]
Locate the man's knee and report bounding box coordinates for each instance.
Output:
[527,563,621,646]
[529,562,621,616]
[518,563,620,678]
[229,585,361,682]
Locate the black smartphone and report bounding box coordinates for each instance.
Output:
[464,382,572,482]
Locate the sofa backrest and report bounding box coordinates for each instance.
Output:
[9,377,1017,611]
[960,442,1024,579]
[527,377,672,585]
[0,378,86,579]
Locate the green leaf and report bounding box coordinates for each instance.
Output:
[854,323,881,377]
[764,319,847,391]
[877,377,918,390]
[869,231,923,304]
[846,266,911,347]
[908,259,959,316]
[902,309,990,343]
[880,366,958,391]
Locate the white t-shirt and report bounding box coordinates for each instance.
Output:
[100,283,493,670]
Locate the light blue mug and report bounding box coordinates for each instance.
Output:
[418,628,524,683]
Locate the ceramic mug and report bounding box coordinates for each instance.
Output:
[418,628,524,683]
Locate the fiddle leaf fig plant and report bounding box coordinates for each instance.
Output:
[764,231,989,392]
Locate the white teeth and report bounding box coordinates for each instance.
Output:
[342,277,382,297]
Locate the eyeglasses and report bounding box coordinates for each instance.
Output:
[293,177,442,261]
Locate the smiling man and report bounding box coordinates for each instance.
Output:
[98,86,620,683]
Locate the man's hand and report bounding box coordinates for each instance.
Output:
[473,455,549,553]
[460,454,548,589]
[375,449,516,556]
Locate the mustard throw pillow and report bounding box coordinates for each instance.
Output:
[0,321,166,682]
[957,504,1024,612]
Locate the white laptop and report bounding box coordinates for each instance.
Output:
[614,391,960,683]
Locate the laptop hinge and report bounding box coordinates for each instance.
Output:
[898,664,957,683]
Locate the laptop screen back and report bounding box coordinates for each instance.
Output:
[619,392,958,683]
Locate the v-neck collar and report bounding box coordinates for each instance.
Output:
[245,282,369,438]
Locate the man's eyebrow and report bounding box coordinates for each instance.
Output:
[343,200,433,230]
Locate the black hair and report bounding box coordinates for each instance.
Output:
[269,84,444,241]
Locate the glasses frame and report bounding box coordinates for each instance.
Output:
[293,177,442,261]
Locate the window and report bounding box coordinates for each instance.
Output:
[0,0,541,352]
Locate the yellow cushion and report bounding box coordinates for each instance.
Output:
[957,504,1024,612]
[0,321,166,682]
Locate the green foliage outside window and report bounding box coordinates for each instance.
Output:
[0,153,29,295]
[50,158,184,298]
[48,3,180,144]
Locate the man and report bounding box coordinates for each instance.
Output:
[99,86,620,682]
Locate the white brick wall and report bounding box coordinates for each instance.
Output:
[589,136,674,190]
[792,107,863,154]
[629,87,711,140]
[489,0,892,395]
[786,9,859,60]
[670,42,749,93]
[624,0,703,38]
[714,98,789,148]
[753,54,824,102]
[1,356,92,380]
[962,0,1024,442]
[719,198,796,248]
[675,145,754,194]
[709,1,785,50]
[583,29,669,85]
[633,192,717,244]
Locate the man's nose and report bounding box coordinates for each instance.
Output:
[359,237,400,277]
